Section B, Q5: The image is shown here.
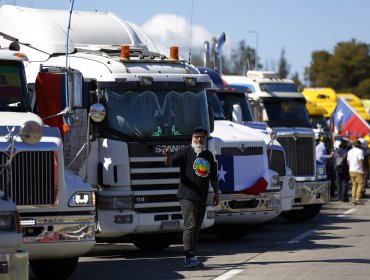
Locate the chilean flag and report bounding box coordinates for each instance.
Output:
[216,154,269,195]
[332,97,370,138]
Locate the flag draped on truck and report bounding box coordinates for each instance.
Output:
[216,154,269,195]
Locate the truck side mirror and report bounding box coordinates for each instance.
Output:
[208,105,214,133]
[232,104,242,123]
[89,103,106,123]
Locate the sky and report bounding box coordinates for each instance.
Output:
[2,0,370,81]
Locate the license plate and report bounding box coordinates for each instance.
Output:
[161,220,180,231]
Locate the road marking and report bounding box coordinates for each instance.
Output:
[337,208,356,217]
[213,269,244,280]
[288,229,314,243]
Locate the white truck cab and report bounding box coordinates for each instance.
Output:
[0,5,215,250]
[223,71,330,221]
[0,48,95,279]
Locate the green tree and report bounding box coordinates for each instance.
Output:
[278,48,290,79]
[229,40,259,75]
[305,39,370,98]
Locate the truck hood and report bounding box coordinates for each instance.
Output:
[211,121,265,147]
[0,112,43,126]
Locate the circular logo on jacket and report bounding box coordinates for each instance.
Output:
[193,158,210,177]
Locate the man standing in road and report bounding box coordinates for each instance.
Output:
[347,140,365,205]
[163,127,220,268]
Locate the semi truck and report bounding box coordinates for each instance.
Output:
[0,48,95,279]
[206,87,295,238]
[223,71,330,221]
[0,5,216,250]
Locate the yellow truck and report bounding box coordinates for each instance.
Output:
[337,93,370,122]
[362,99,370,114]
[305,100,331,141]
[302,88,338,118]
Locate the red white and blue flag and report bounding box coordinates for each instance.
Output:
[332,97,370,138]
[216,154,269,195]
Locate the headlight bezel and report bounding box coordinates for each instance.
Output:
[98,196,134,210]
[68,191,95,207]
[271,175,280,187]
[0,211,17,232]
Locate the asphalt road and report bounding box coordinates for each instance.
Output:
[30,194,370,280]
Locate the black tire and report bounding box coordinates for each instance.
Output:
[280,204,322,222]
[30,257,79,280]
[212,225,251,240]
[130,233,176,251]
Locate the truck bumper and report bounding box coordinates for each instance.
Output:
[20,213,95,260]
[214,192,281,225]
[293,180,330,206]
[96,206,215,237]
[0,250,28,280]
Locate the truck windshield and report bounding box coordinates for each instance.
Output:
[310,116,330,132]
[216,92,254,122]
[0,60,29,112]
[102,88,209,139]
[206,91,226,120]
[259,83,298,93]
[262,98,311,128]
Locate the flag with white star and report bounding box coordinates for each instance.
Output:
[216,154,268,195]
[332,97,370,138]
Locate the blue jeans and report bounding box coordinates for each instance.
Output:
[179,199,206,258]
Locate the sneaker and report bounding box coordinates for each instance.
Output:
[183,257,202,268]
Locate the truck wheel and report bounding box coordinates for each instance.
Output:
[280,204,322,222]
[212,225,250,240]
[130,233,177,251]
[30,257,79,280]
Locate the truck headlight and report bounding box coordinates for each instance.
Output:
[271,175,279,186]
[316,166,327,180]
[288,178,295,189]
[98,196,133,210]
[69,192,95,207]
[317,166,325,175]
[0,212,16,232]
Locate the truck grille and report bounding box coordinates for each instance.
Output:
[267,149,286,176]
[130,157,181,212]
[221,147,263,156]
[0,151,56,205]
[277,136,315,176]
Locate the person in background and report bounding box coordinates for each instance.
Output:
[163,127,220,268]
[359,138,370,197]
[316,134,335,197]
[347,140,365,205]
[335,139,350,202]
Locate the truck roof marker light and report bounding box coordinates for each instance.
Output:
[184,77,196,87]
[139,76,153,86]
[13,52,26,58]
[120,45,130,61]
[224,87,229,91]
[232,88,236,91]
[169,46,179,61]
[246,88,251,93]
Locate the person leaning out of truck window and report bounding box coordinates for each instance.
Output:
[162,127,220,268]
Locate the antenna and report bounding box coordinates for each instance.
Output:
[65,0,75,113]
[188,0,194,64]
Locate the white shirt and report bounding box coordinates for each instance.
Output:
[347,147,364,173]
